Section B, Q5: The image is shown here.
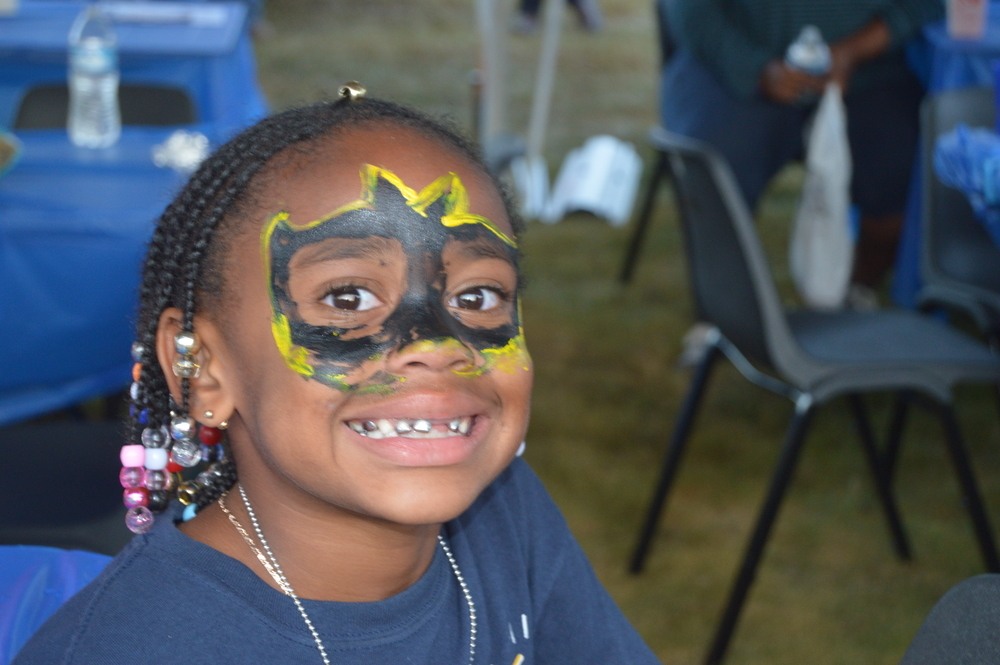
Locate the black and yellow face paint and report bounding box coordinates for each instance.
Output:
[261,165,529,392]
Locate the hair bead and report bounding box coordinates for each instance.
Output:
[338,81,366,101]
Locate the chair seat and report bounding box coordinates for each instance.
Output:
[788,309,1000,368]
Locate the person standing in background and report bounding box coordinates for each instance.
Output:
[660,0,944,301]
[513,0,604,33]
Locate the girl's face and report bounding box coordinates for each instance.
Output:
[210,126,532,526]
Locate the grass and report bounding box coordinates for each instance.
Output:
[253,2,1000,663]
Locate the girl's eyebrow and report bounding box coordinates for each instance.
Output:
[450,239,516,265]
[292,236,398,268]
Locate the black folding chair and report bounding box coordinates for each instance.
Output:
[882,88,1000,481]
[627,129,1000,665]
[917,86,1000,347]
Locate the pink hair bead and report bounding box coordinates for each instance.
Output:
[123,487,149,509]
[120,444,145,467]
[119,466,144,488]
[125,506,154,534]
[144,447,168,471]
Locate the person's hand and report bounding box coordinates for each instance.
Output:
[828,42,859,91]
[759,59,825,105]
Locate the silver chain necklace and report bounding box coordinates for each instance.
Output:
[218,486,477,665]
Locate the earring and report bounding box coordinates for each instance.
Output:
[204,410,214,419]
[218,420,229,430]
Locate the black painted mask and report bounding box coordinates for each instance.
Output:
[263,165,528,392]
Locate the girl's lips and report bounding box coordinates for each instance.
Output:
[343,414,487,467]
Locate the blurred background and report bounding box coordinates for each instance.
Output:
[2,1,1000,664]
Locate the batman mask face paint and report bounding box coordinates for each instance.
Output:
[262,165,529,392]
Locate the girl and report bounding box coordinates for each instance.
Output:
[12,86,660,665]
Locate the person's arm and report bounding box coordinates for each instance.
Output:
[828,18,892,90]
[879,0,946,46]
[828,0,944,89]
[666,0,775,99]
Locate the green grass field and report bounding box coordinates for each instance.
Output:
[255,3,1000,662]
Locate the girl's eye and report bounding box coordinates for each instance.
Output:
[449,287,502,311]
[321,287,382,311]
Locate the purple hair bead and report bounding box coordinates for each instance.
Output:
[125,506,154,534]
[119,466,144,488]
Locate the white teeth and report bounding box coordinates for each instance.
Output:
[347,416,476,439]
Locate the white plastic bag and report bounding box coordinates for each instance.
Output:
[789,83,854,310]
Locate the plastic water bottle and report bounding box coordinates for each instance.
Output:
[785,25,831,77]
[68,4,120,148]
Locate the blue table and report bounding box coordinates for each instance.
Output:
[0,2,267,426]
[894,6,1000,306]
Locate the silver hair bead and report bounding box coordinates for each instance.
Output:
[140,427,168,449]
[130,342,146,362]
[172,355,201,378]
[170,416,196,440]
[171,438,202,467]
[173,331,201,356]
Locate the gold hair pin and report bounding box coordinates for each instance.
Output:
[338,81,366,102]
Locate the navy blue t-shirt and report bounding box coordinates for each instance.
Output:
[12,459,660,664]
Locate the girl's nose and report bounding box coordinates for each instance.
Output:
[385,337,477,374]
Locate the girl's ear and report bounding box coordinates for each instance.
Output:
[156,307,235,427]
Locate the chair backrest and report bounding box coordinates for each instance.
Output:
[0,545,111,665]
[921,88,1000,301]
[655,0,676,66]
[14,84,197,130]
[654,129,794,368]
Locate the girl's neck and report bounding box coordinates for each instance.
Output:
[179,484,441,603]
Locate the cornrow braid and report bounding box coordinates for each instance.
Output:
[119,94,521,533]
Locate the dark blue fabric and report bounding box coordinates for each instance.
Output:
[10,459,660,665]
[0,547,111,665]
[900,574,1000,664]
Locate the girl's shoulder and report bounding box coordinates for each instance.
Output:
[9,506,277,664]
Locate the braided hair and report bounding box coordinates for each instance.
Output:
[123,94,522,532]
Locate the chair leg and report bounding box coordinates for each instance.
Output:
[704,397,816,665]
[883,390,912,484]
[935,402,1000,572]
[619,149,668,284]
[629,343,720,574]
[847,394,912,561]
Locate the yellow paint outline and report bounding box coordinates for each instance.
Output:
[261,165,524,384]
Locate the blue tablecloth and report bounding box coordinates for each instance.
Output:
[0,2,267,426]
[0,1,266,137]
[894,6,1000,306]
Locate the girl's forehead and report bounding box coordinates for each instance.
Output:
[259,126,512,237]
